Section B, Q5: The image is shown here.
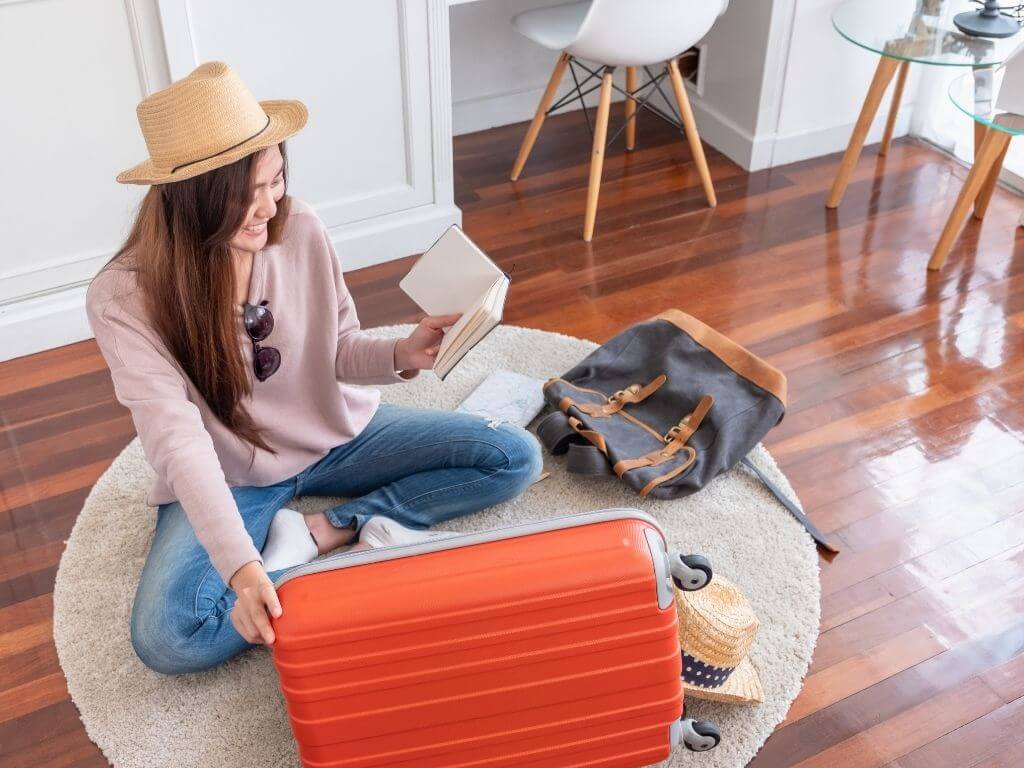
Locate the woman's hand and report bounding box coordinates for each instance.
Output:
[229,560,282,645]
[394,314,461,371]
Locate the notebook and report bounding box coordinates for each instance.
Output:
[456,370,546,428]
[400,225,510,379]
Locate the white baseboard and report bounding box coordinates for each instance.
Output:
[766,111,914,169]
[0,284,93,363]
[0,203,461,362]
[688,96,761,171]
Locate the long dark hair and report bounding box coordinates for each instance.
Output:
[107,143,291,455]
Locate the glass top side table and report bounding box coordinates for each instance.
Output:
[827,0,1021,209]
[929,66,1024,269]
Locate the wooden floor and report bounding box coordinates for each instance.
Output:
[3,106,1024,767]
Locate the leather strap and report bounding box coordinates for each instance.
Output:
[664,395,714,445]
[740,457,840,554]
[574,375,667,417]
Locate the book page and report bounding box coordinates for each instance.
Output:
[435,277,502,362]
[435,277,508,378]
[399,225,504,316]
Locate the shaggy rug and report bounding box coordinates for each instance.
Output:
[53,324,820,768]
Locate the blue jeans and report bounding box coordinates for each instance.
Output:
[130,403,543,674]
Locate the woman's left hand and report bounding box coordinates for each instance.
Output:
[395,314,461,371]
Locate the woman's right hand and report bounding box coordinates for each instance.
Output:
[229,560,282,645]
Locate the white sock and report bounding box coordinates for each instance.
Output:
[261,508,319,571]
[358,516,459,549]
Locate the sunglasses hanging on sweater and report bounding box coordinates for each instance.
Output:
[243,301,281,382]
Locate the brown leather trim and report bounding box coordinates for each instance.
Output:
[574,374,667,418]
[639,447,697,496]
[553,379,670,443]
[654,310,787,406]
[666,395,714,444]
[568,417,608,454]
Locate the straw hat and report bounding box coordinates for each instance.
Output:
[117,61,308,185]
[676,575,763,705]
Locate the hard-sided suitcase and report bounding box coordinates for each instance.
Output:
[271,509,720,768]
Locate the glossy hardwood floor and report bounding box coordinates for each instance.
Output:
[3,107,1024,767]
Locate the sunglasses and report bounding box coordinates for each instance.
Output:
[243,301,281,382]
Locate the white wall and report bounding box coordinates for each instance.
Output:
[764,0,916,168]
[0,0,459,361]
[0,0,165,360]
[451,0,627,135]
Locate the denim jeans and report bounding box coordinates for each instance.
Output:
[129,403,543,674]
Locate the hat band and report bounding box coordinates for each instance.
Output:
[170,114,271,174]
[681,652,735,690]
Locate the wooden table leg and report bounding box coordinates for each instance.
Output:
[879,61,910,157]
[827,56,900,209]
[973,120,1002,218]
[928,127,1012,271]
[625,66,637,151]
[974,130,1010,221]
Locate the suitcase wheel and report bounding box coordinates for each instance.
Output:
[670,553,713,591]
[680,718,721,752]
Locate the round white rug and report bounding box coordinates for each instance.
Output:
[54,324,819,768]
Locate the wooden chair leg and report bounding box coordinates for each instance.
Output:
[974,135,1010,221]
[826,56,900,208]
[928,127,1012,271]
[511,53,570,181]
[583,68,615,242]
[667,58,716,208]
[625,67,638,151]
[879,61,909,157]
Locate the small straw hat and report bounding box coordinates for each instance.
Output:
[117,61,307,185]
[676,575,763,705]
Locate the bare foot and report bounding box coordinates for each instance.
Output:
[304,512,358,555]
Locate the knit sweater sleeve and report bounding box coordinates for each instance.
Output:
[319,222,419,384]
[86,274,262,586]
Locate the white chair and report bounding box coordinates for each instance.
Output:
[510,0,729,241]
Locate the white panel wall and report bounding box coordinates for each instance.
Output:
[0,0,459,361]
[0,0,155,357]
[767,0,916,167]
[160,0,440,233]
[451,0,626,135]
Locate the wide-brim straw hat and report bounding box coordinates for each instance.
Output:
[117,61,307,185]
[676,575,764,705]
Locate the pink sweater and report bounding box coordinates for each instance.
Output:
[86,197,414,584]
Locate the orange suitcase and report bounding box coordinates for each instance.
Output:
[271,509,719,767]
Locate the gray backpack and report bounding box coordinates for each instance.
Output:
[536,310,836,553]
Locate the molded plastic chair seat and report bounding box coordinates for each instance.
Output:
[513,1,590,53]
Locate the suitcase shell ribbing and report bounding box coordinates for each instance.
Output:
[271,510,684,768]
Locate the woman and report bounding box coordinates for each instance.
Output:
[88,61,541,675]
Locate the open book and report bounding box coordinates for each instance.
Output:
[399,225,510,379]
